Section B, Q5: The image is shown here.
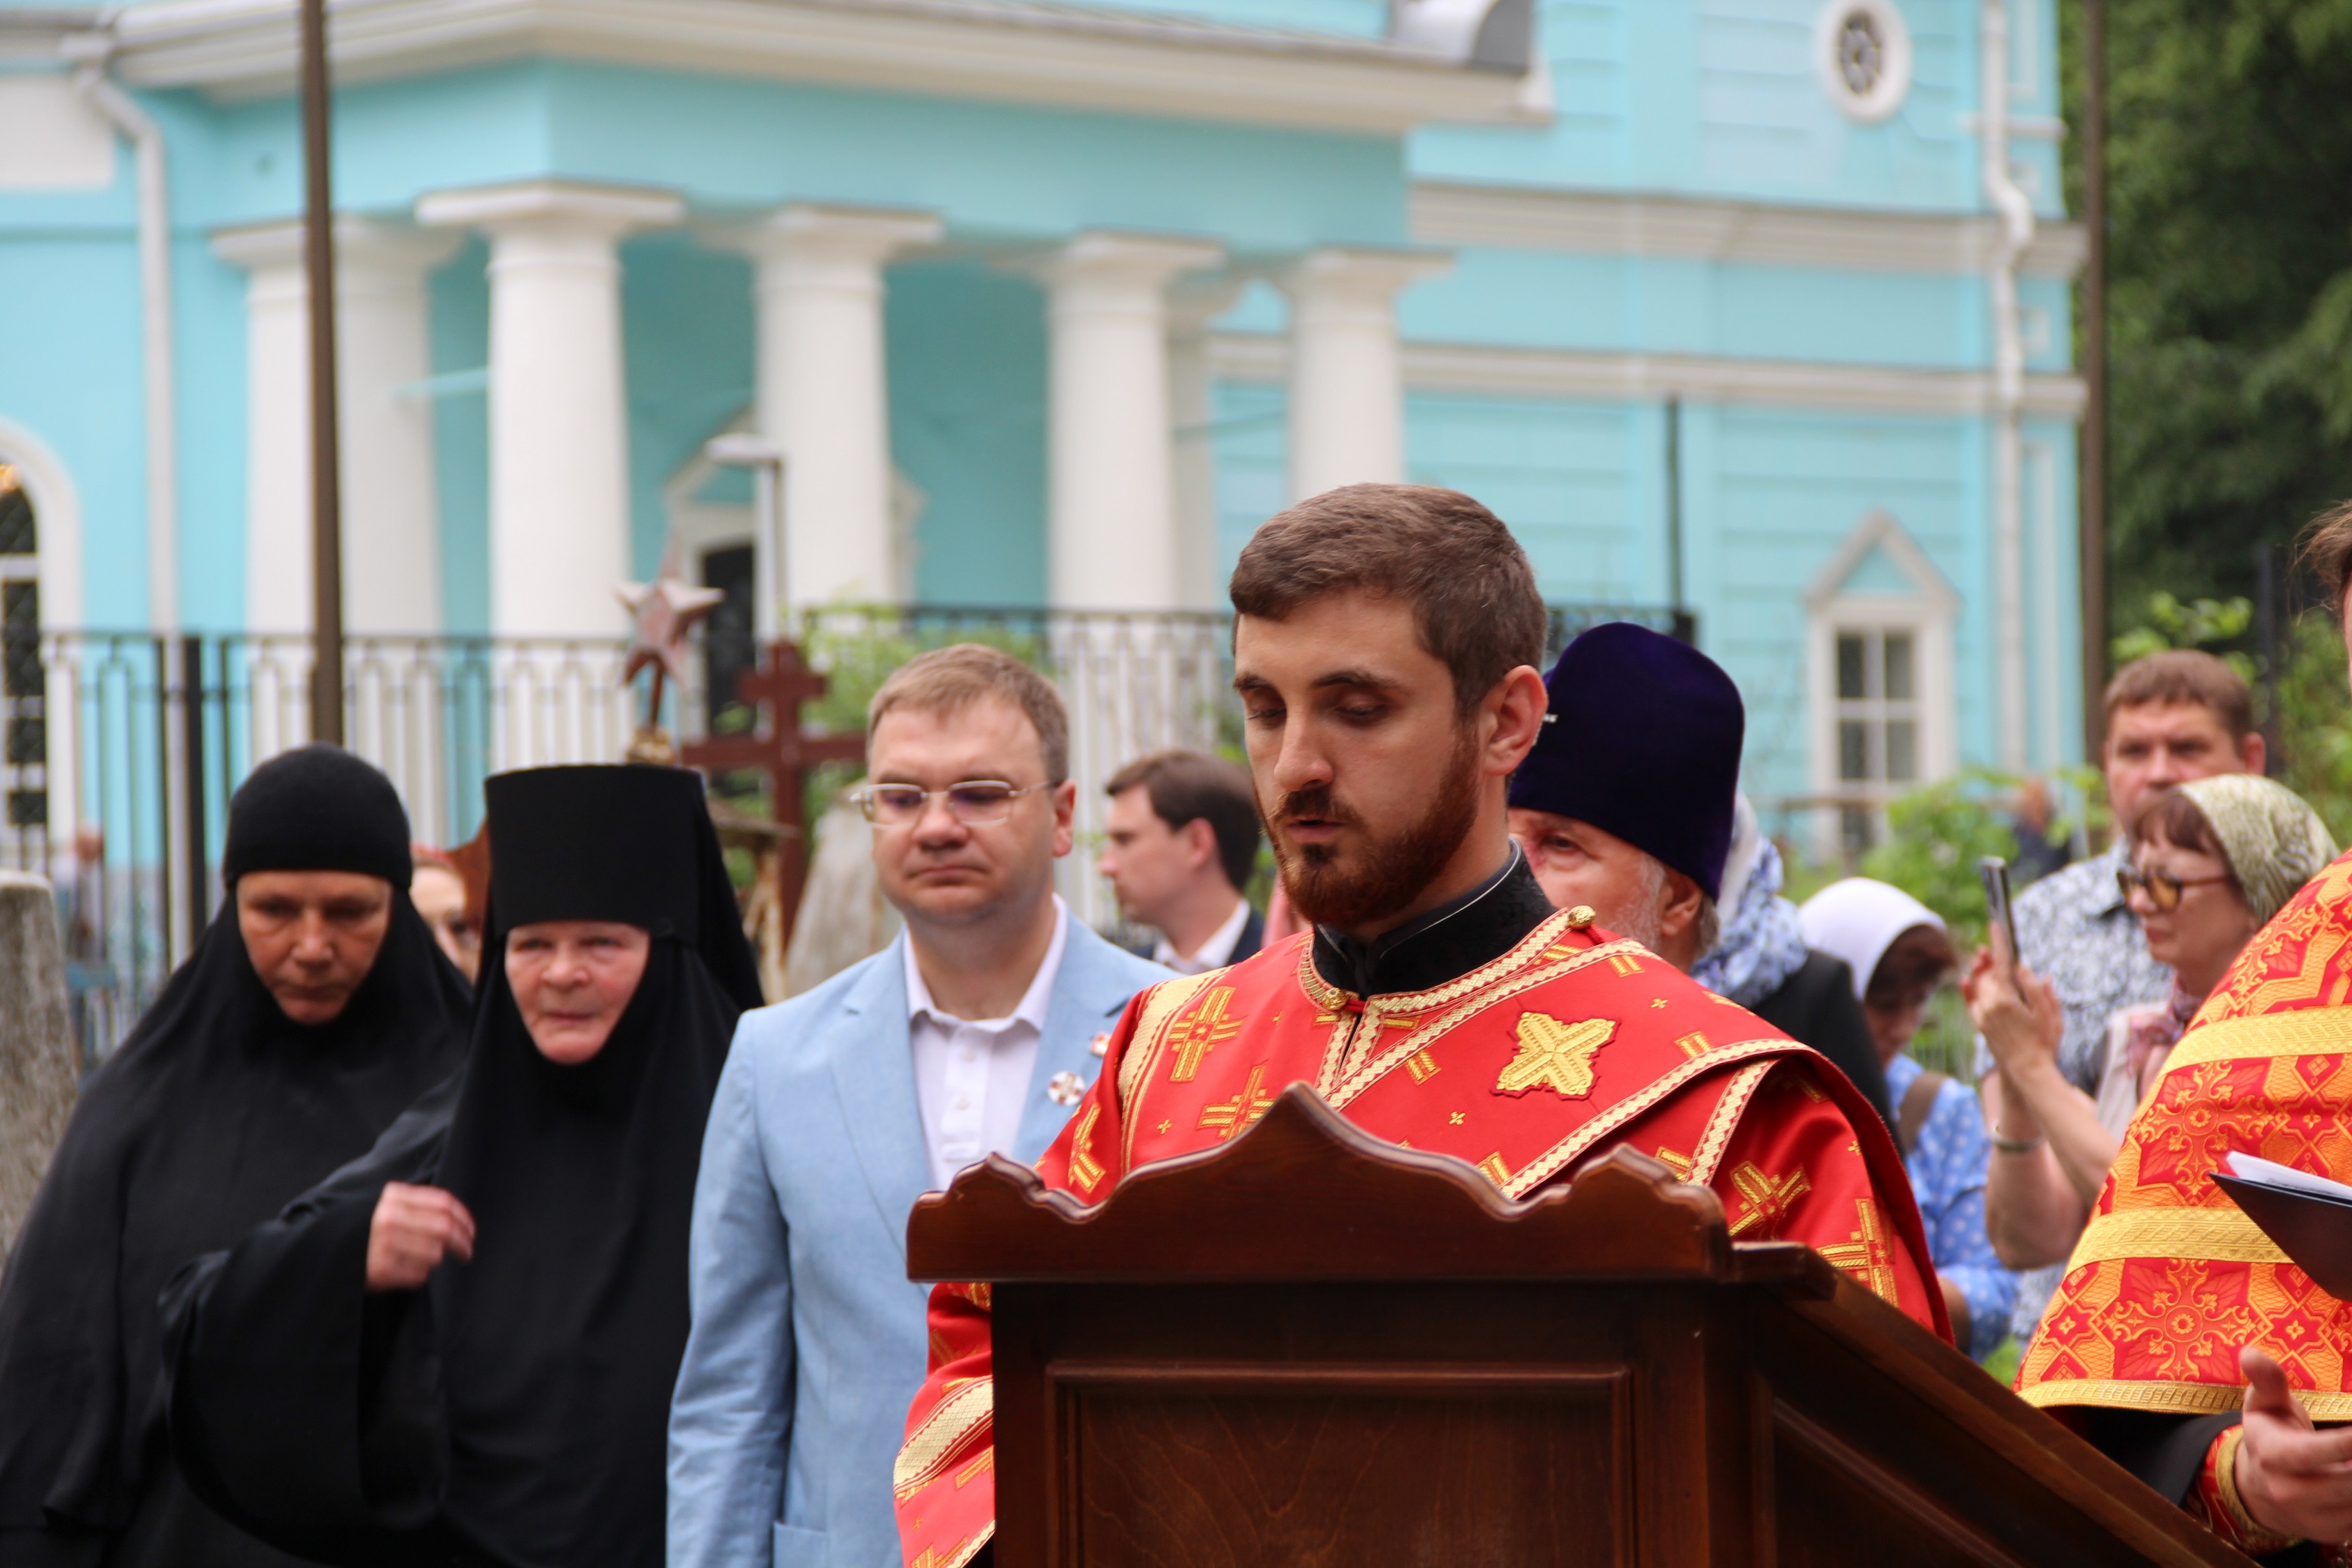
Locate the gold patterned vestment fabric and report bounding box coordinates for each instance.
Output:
[2019,848,2352,1418]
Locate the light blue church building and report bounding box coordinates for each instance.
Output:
[0,0,2081,873]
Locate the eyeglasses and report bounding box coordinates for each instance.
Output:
[851,780,1050,827]
[2116,864,2234,912]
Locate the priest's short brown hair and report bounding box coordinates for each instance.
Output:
[868,643,1070,784]
[1228,483,1546,717]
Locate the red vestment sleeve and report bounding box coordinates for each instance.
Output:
[894,992,1149,1568]
[1696,1061,1938,1330]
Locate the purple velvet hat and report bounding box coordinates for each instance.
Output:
[1506,621,1743,902]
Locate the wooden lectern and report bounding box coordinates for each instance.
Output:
[907,1086,2250,1568]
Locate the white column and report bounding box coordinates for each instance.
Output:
[733,204,940,610]
[215,219,462,634]
[1278,246,1452,501]
[1037,232,1222,611]
[417,181,682,638]
[1167,275,1242,611]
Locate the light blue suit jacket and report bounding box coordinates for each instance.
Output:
[668,922,1170,1568]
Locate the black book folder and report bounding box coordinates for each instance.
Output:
[2213,1166,2352,1302]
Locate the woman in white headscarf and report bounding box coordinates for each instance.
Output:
[1967,773,2335,1275]
[1802,878,2013,1360]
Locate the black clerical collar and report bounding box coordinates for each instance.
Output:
[1312,844,1556,998]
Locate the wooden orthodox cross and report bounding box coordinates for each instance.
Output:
[680,640,865,958]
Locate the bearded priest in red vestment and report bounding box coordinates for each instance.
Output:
[893,482,1947,1568]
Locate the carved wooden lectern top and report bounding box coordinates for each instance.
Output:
[909,1086,2249,1568]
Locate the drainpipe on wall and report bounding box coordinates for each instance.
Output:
[1981,0,2034,773]
[64,26,193,961]
[63,30,176,634]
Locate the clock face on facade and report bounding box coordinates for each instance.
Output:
[1815,0,1914,123]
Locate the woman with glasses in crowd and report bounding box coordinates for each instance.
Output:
[1966,773,2335,1278]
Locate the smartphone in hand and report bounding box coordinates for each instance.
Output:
[1980,855,2019,980]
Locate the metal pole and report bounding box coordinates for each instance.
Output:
[2079,0,2109,761]
[180,634,208,940]
[300,0,346,745]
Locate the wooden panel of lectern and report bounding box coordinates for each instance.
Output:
[907,1086,2250,1568]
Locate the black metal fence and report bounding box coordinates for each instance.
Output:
[1,602,1688,1062]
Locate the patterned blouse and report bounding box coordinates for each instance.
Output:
[1885,1052,2015,1361]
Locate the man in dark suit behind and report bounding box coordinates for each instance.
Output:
[1098,750,1265,974]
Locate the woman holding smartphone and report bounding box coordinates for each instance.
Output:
[1966,773,2332,1277]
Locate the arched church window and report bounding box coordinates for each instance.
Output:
[1814,0,1913,123]
[0,465,45,859]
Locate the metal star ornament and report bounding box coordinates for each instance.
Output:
[616,553,724,763]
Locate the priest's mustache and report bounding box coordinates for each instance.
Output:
[1272,786,1359,831]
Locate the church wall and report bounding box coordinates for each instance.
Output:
[1207,378,2082,794]
[1411,0,2063,222]
[429,236,491,639]
[888,260,1051,609]
[619,234,756,584]
[1405,248,1997,370]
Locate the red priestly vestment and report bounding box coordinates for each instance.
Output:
[2016,848,2352,1557]
[892,910,1946,1568]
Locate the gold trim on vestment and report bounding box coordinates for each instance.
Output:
[1499,1039,1802,1200]
[1691,1060,1776,1187]
[1325,939,1653,1108]
[2067,1206,2288,1270]
[2158,1007,2352,1075]
[2019,1377,2352,1420]
[1114,968,1222,1167]
[1293,908,1582,1018]
[894,1378,993,1500]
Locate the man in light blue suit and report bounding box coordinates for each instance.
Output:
[670,646,1170,1568]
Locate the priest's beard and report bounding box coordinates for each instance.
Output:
[1268,724,1483,933]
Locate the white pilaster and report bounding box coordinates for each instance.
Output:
[417,181,683,638]
[1037,231,1222,611]
[1167,275,1242,611]
[214,218,457,634]
[733,204,940,610]
[1278,246,1452,501]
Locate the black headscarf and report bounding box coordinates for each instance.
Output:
[159,765,759,1568]
[0,746,470,1551]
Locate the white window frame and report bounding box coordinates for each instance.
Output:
[1805,510,1959,857]
[0,417,82,860]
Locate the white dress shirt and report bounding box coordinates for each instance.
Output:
[907,898,1070,1191]
[1151,895,1250,976]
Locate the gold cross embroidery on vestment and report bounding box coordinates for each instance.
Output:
[1067,1104,1106,1193]
[1198,1063,1275,1140]
[1405,1049,1441,1083]
[1675,1030,1710,1058]
[1493,1012,1615,1099]
[1818,1197,1900,1303]
[1167,987,1246,1081]
[1655,1148,1696,1181]
[1725,1161,1811,1238]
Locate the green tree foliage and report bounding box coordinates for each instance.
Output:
[2069,0,2352,615]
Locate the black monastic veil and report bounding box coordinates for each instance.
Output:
[163,764,761,1568]
[0,746,473,1567]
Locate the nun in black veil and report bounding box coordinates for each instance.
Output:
[162,764,761,1568]
[0,745,473,1567]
